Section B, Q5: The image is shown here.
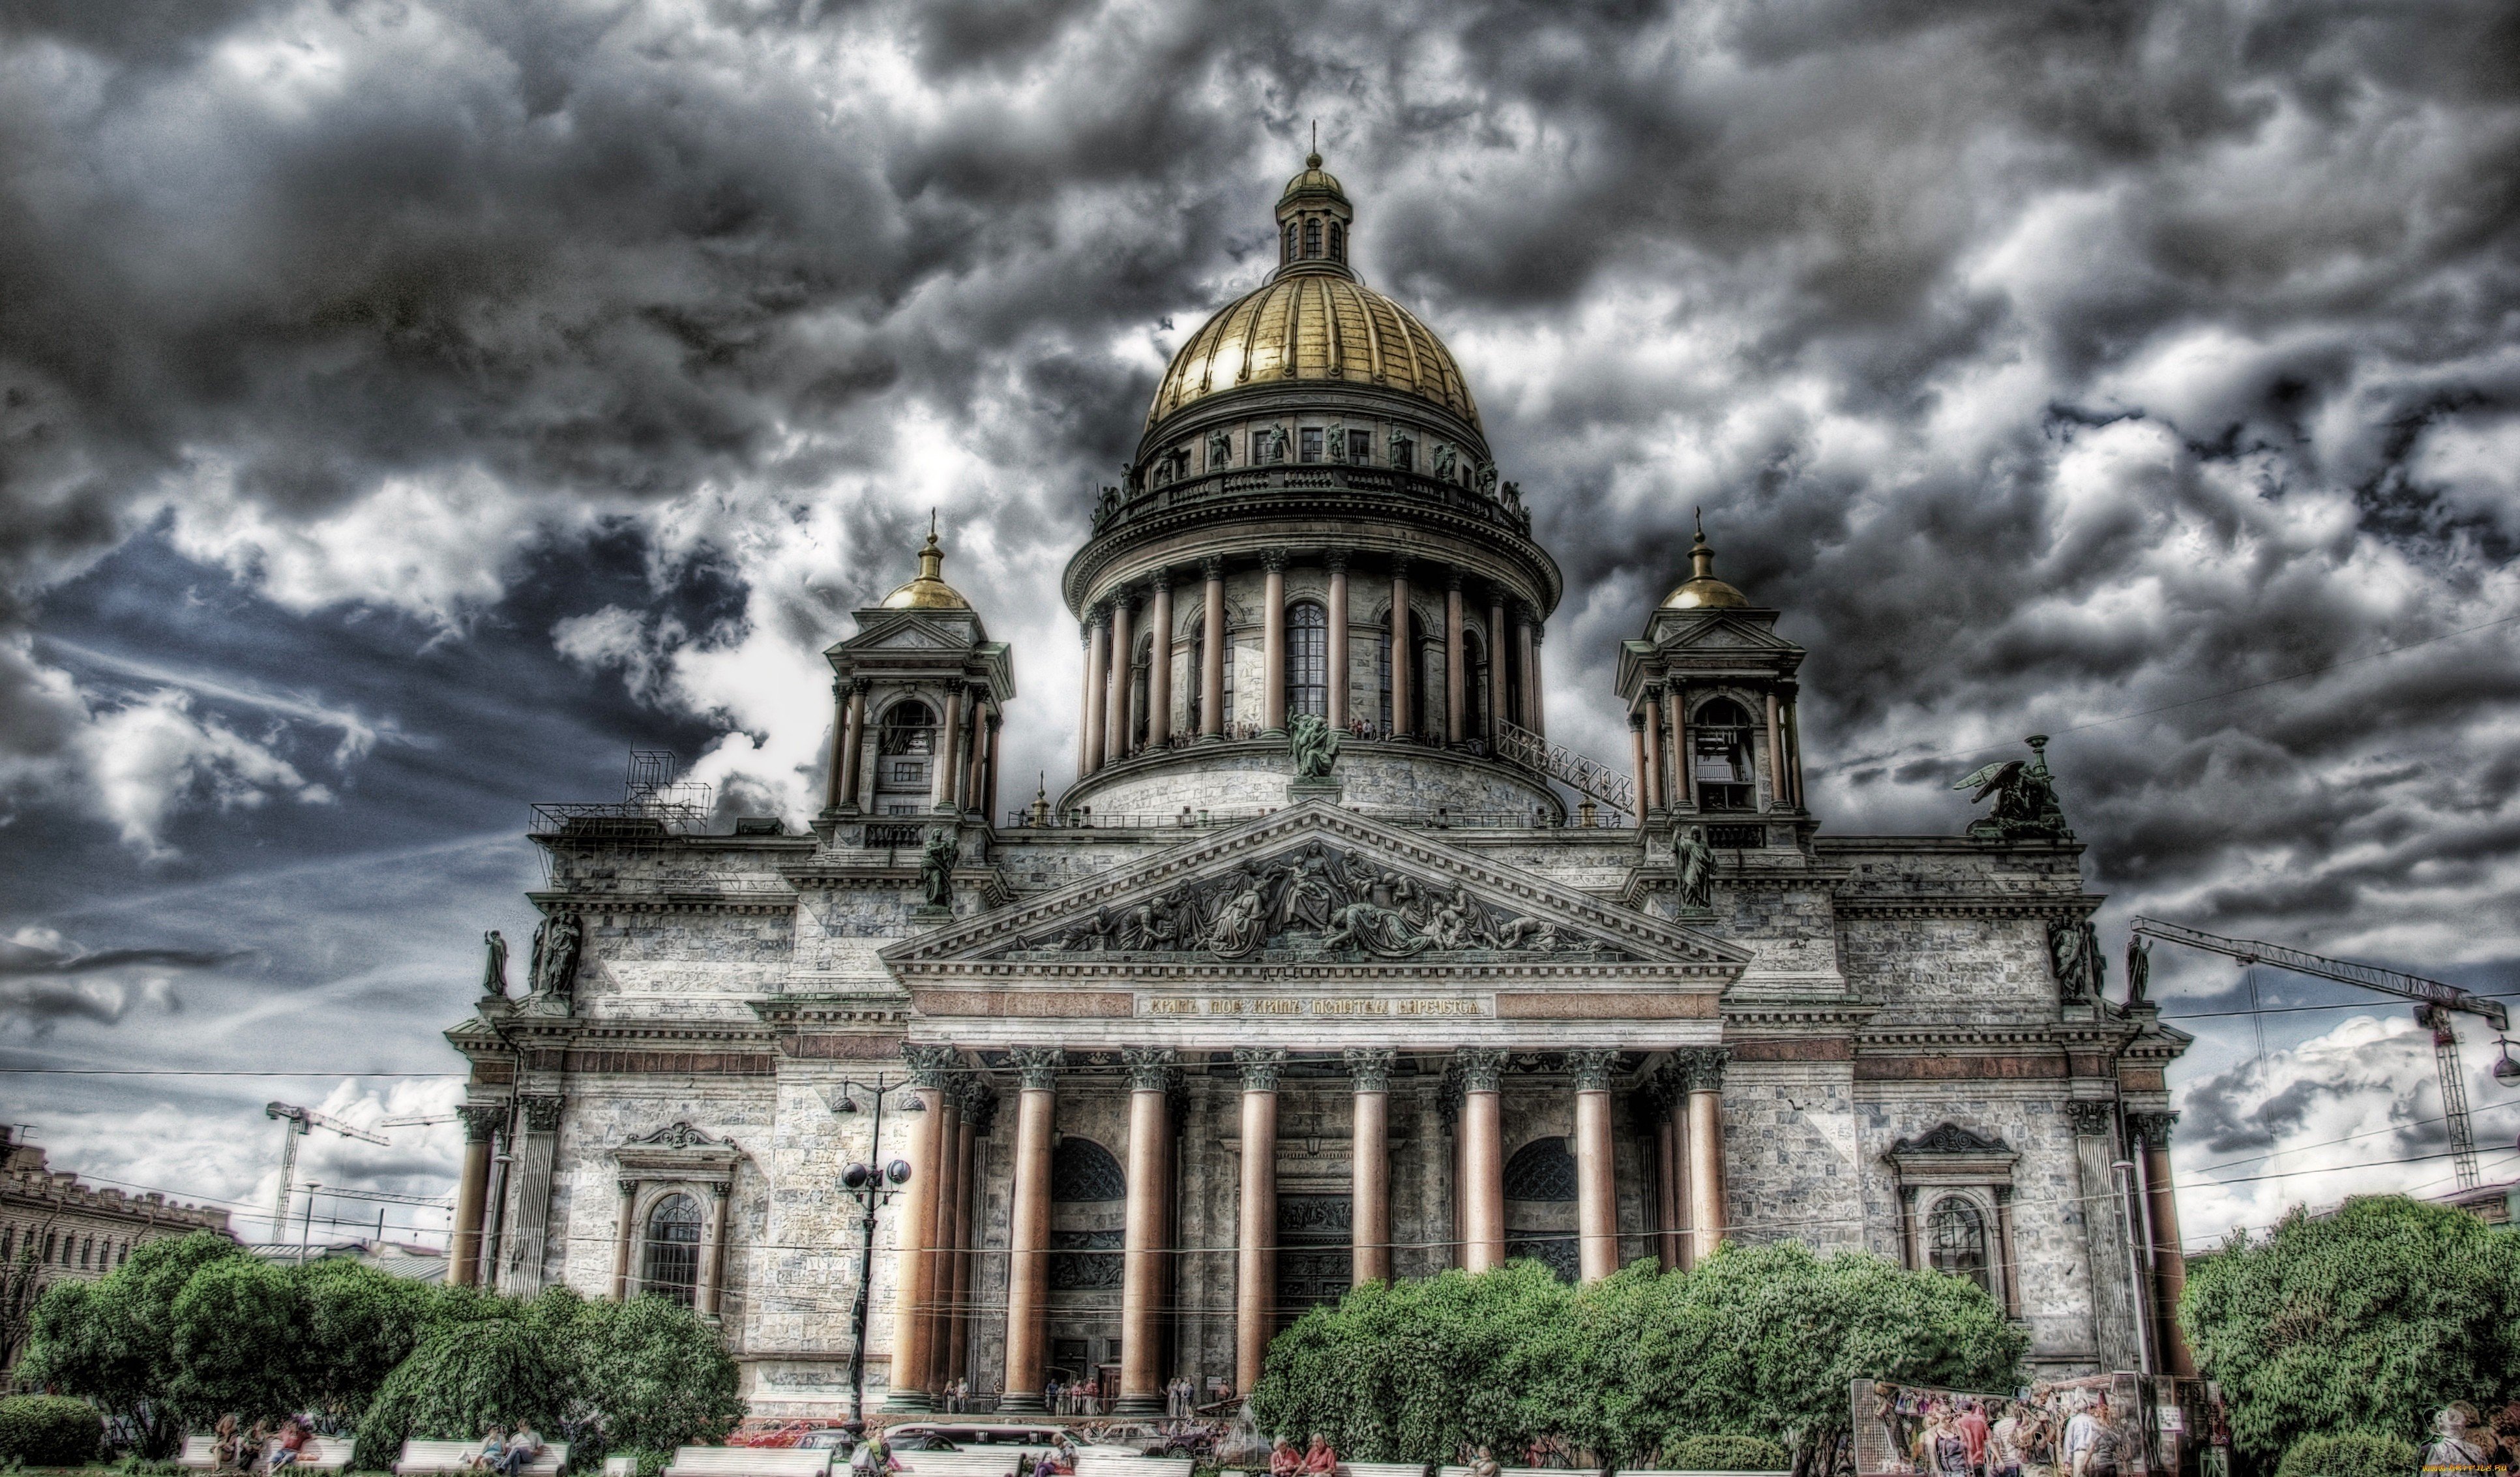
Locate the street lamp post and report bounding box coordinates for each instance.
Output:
[833,1075,919,1425]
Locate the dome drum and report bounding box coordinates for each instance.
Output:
[1053,738,1563,827]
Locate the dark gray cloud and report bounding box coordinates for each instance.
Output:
[3,0,2518,1234]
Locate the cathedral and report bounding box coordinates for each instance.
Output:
[442,154,2197,1418]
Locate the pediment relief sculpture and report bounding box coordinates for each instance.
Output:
[1001,839,1626,962]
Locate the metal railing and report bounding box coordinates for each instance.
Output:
[1091,462,1535,541]
[1494,717,1635,818]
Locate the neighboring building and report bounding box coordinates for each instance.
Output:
[442,153,2197,1416]
[1,1126,231,1277]
[2440,1178,2519,1226]
[246,1238,451,1282]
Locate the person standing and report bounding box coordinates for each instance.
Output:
[1955,1401,1990,1477]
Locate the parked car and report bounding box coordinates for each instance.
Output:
[883,1425,1064,1457]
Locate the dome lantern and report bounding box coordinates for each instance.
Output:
[1275,149,1355,276]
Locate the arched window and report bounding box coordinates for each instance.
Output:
[1050,1139,1125,1202]
[641,1193,704,1306]
[42,1232,55,1264]
[1504,1137,1579,1201]
[1464,627,1492,745]
[1692,696,1756,811]
[1130,633,1153,749]
[1303,218,1322,258]
[1328,222,1344,262]
[0,1227,12,1262]
[1927,1197,1991,1293]
[1284,222,1299,263]
[1288,603,1328,718]
[1417,633,1445,739]
[1376,616,1393,736]
[1185,611,1205,735]
[880,700,936,755]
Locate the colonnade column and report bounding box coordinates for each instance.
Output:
[1457,1048,1507,1271]
[1104,597,1134,768]
[1147,576,1173,750]
[1200,559,1226,741]
[1118,1047,1177,1414]
[1779,684,1803,810]
[1326,556,1350,731]
[998,1048,1061,1412]
[945,1084,985,1388]
[1628,716,1650,818]
[1530,621,1547,738]
[1389,559,1413,738]
[966,700,988,813]
[932,683,965,813]
[609,1178,638,1300]
[1444,573,1466,744]
[1261,553,1288,736]
[883,1044,958,1411]
[1514,606,1537,734]
[839,679,870,813]
[1994,1187,2024,1321]
[1667,685,1691,810]
[921,1084,964,1385]
[1487,591,1509,742]
[1571,1050,1619,1281]
[1640,685,1666,813]
[823,682,853,813]
[1082,608,1108,776]
[1652,1086,1682,1272]
[1346,1049,1394,1284]
[451,1103,500,1287]
[2132,1112,2197,1376]
[1234,1049,1283,1394]
[1764,691,1786,813]
[1678,1047,1728,1263]
[982,717,1002,825]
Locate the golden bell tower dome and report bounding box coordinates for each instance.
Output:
[881,518,971,610]
[1661,513,1749,610]
[1142,151,1482,434]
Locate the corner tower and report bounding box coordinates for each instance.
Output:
[1058,153,1566,825]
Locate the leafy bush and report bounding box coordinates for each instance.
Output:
[354,1318,572,1472]
[1664,1435,1791,1471]
[18,1232,247,1457]
[2183,1196,2520,1463]
[299,1259,439,1418]
[0,1394,104,1466]
[171,1255,310,1425]
[2272,1431,2419,1477]
[563,1292,746,1462]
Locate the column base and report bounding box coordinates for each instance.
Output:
[995,1394,1044,1414]
[880,1391,935,1414]
[1113,1395,1163,1417]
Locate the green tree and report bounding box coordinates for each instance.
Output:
[18,1231,247,1456]
[565,1292,748,1463]
[353,1317,572,1471]
[297,1257,441,1418]
[171,1255,312,1424]
[2182,1195,2520,1465]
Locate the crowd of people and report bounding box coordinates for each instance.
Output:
[206,1415,544,1476]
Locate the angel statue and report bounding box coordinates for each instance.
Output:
[920,829,958,908]
[1673,826,1715,914]
[1289,711,1341,779]
[1953,735,2074,843]
[480,930,510,997]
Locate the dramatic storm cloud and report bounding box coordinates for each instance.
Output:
[3,0,2517,1240]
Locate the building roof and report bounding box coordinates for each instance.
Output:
[1661,516,1750,610]
[880,524,971,611]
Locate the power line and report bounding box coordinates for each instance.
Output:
[0,1067,452,1077]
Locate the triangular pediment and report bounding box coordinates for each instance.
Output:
[1644,609,1800,653]
[885,802,1751,973]
[829,612,974,655]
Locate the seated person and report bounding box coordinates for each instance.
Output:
[1269,1439,1301,1477]
[1302,1434,1339,1476]
[270,1420,314,1472]
[471,1429,509,1474]
[500,1425,545,1477]
[1468,1448,1501,1477]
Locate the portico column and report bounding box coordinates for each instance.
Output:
[1652,1086,1681,1272]
[1118,1047,1177,1414]
[1104,597,1134,766]
[1233,1048,1284,1394]
[934,683,965,813]
[947,1084,986,1387]
[1628,716,1650,818]
[1261,553,1288,735]
[1444,571,1466,744]
[1764,691,1785,813]
[921,1084,963,1384]
[840,679,870,813]
[1667,685,1692,810]
[1994,1187,2024,1320]
[1082,609,1108,777]
[983,717,1002,825]
[609,1178,638,1300]
[1486,591,1509,742]
[1899,1186,1923,1270]
[1200,558,1226,740]
[998,1048,1061,1412]
[1571,1051,1619,1281]
[823,681,853,813]
[1147,576,1173,749]
[451,1103,501,1287]
[2132,1112,2198,1376]
[1530,621,1547,739]
[1679,1047,1728,1262]
[1325,555,1350,731]
[1667,1078,1694,1270]
[1389,559,1413,738]
[1514,605,1537,733]
[1346,1049,1394,1285]
[1458,1048,1507,1272]
[883,1044,958,1411]
[700,1176,733,1318]
[1640,686,1666,813]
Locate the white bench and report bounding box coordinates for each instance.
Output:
[181,1436,354,1474]
[1348,1465,1430,1477]
[1611,1470,1790,1477]
[664,1449,837,1477]
[1436,1465,1570,1477]
[1075,1459,1192,1477]
[395,1440,571,1477]
[895,1455,1020,1477]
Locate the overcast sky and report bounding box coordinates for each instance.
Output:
[3,0,2517,1253]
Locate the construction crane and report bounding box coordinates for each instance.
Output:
[376,1113,458,1128]
[265,1102,387,1238]
[2129,918,2510,1189]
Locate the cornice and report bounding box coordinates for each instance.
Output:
[527,889,798,917]
[1831,891,2103,919]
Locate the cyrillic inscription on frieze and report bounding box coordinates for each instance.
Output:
[1139,995,1487,1018]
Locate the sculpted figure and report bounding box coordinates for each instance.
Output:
[1674,825,1715,913]
[1272,843,1340,931]
[480,930,510,996]
[1262,424,1292,463]
[531,912,582,997]
[1208,429,1232,470]
[920,829,957,908]
[1432,441,1457,481]
[1425,882,1484,949]
[2047,918,2103,1000]
[2125,935,2152,1006]
[1388,430,1413,469]
[1204,868,1272,959]
[1289,711,1341,779]
[1322,901,1434,959]
[1474,461,1498,498]
[1492,917,1559,952]
[1954,736,2074,843]
[1327,421,1346,461]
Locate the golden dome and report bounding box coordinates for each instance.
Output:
[1662,516,1748,609]
[882,524,970,610]
[1146,274,1481,430]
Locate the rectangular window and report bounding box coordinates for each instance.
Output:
[1348,429,1372,462]
[885,804,919,816]
[889,759,927,785]
[1300,428,1324,463]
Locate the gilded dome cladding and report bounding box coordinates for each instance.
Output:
[1146,275,1482,430]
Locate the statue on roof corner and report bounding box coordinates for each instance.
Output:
[1954,734,2075,843]
[1289,711,1341,779]
[920,829,957,909]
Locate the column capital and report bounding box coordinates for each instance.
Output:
[1516,599,1539,626]
[1079,623,1095,646]
[1628,712,1646,732]
[1674,1046,1728,1093]
[1324,550,1348,573]
[1444,567,1465,591]
[1567,1049,1618,1092]
[1262,550,1289,574]
[953,1074,993,1118]
[1455,1046,1508,1093]
[851,675,874,694]
[617,1178,640,1198]
[1009,1045,1065,1089]
[1234,1047,1287,1091]
[1390,554,1412,579]
[1202,555,1226,581]
[1643,681,1664,702]
[964,1087,1000,1137]
[2063,1099,2118,1137]
[518,1094,566,1133]
[1994,1184,2016,1205]
[1342,1048,1395,1092]
[456,1103,506,1144]
[902,1042,962,1089]
[1122,1045,1179,1090]
[2126,1109,2178,1148]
